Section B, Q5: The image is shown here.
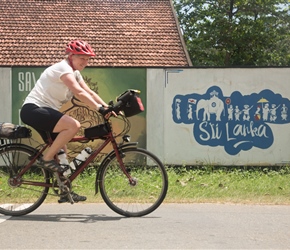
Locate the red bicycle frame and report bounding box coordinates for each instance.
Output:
[15,119,135,190]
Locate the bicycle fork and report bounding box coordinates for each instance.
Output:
[94,142,138,195]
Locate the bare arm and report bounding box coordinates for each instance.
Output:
[60,73,104,110]
[78,79,108,107]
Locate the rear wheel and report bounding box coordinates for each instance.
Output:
[99,147,168,217]
[0,144,49,216]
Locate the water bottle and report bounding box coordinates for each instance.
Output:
[69,147,92,170]
[57,149,71,176]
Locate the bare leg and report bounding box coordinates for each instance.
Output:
[42,115,80,161]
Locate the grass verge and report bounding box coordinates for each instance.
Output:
[47,165,290,205]
[164,166,290,205]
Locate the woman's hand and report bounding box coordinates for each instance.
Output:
[98,106,118,119]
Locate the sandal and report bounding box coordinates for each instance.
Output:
[39,158,65,173]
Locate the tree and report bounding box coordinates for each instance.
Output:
[173,0,290,66]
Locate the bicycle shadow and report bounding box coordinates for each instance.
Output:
[9,213,125,223]
[9,214,158,223]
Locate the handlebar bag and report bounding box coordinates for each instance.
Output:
[0,122,32,139]
[117,90,144,117]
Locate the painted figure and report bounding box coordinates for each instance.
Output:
[254,106,261,120]
[270,104,280,122]
[196,91,224,121]
[227,104,233,120]
[242,104,253,121]
[176,101,181,120]
[281,104,288,121]
[187,105,193,120]
[262,103,270,121]
[234,106,241,121]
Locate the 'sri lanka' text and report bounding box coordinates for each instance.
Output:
[198,121,269,141]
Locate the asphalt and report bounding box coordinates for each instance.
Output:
[1,203,289,249]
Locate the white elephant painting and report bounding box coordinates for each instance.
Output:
[196,91,224,121]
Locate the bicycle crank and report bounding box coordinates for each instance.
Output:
[52,173,74,204]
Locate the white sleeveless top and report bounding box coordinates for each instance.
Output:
[23,59,83,110]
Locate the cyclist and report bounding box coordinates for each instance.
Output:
[20,40,108,203]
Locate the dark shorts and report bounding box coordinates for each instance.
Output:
[20,103,64,142]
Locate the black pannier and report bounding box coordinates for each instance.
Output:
[117,89,144,117]
[0,122,32,139]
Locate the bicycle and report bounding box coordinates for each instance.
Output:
[0,90,168,217]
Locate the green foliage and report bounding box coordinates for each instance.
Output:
[173,0,290,66]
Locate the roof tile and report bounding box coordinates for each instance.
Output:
[0,0,191,67]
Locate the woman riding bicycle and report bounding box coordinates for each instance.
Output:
[20,40,109,203]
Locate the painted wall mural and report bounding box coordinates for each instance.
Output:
[172,86,290,155]
[11,67,147,151]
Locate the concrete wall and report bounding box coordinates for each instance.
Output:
[147,68,290,166]
[0,68,12,122]
[2,66,290,166]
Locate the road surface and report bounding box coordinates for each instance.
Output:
[0,203,289,249]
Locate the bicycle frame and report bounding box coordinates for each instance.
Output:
[14,118,137,191]
[68,132,138,186]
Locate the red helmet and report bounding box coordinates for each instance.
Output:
[65,40,95,56]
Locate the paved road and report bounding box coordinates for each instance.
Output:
[0,203,290,249]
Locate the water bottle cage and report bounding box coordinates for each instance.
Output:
[71,159,85,170]
[59,164,70,172]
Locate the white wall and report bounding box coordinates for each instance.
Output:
[147,68,290,166]
[0,68,11,122]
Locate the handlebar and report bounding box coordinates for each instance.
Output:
[98,90,132,117]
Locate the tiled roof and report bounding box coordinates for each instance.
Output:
[0,0,192,67]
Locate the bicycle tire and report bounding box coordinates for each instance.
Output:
[0,144,49,216]
[99,147,168,217]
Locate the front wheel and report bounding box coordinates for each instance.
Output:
[99,147,168,217]
[0,144,50,216]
